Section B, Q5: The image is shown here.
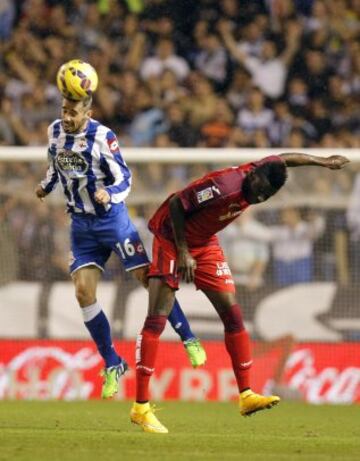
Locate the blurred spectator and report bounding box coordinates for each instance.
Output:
[0,112,15,145]
[268,100,293,147]
[199,100,234,147]
[220,19,302,98]
[182,75,220,127]
[226,68,252,112]
[165,103,198,147]
[309,98,332,141]
[237,87,274,135]
[222,209,270,290]
[129,85,167,146]
[224,207,325,287]
[0,0,16,40]
[270,208,325,286]
[286,77,310,117]
[194,33,228,89]
[140,38,189,81]
[159,70,187,105]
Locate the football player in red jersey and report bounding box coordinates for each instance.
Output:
[130,152,349,433]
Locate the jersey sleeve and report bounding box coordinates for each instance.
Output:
[178,177,226,213]
[99,130,132,203]
[40,124,59,194]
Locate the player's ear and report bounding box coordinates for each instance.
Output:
[86,109,93,118]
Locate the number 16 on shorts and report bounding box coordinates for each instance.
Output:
[115,238,149,271]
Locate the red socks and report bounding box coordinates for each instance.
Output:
[136,305,252,400]
[225,329,252,391]
[220,304,252,392]
[136,315,167,402]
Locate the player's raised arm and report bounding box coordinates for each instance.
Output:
[279,153,349,169]
[169,194,197,283]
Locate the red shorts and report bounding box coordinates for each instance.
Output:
[148,234,235,293]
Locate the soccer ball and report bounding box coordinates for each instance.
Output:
[56,59,98,101]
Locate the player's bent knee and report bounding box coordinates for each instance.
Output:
[219,304,245,333]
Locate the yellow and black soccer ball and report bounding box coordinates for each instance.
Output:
[56,59,98,101]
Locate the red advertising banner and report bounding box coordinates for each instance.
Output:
[0,340,359,404]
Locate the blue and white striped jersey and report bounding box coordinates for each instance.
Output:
[41,118,131,216]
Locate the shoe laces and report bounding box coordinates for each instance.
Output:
[144,404,163,416]
[100,361,127,379]
[185,338,200,350]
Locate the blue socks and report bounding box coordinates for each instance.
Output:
[82,299,194,366]
[168,298,195,342]
[82,302,120,368]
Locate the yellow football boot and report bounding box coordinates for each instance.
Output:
[239,389,280,416]
[130,402,168,434]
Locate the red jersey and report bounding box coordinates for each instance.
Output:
[148,155,283,247]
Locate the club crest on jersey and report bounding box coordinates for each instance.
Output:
[78,138,87,149]
[107,137,119,154]
[56,150,89,175]
[197,187,214,204]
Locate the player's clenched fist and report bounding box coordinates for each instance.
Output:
[95,188,111,204]
[326,155,349,169]
[35,184,47,201]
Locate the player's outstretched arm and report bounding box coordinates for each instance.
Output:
[169,195,197,283]
[280,153,349,169]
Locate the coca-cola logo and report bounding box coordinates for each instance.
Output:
[0,347,101,400]
[282,349,360,404]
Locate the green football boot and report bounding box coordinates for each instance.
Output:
[101,360,128,399]
[184,338,207,368]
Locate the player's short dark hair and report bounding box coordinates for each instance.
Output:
[255,161,288,191]
[64,96,92,110]
[81,96,93,110]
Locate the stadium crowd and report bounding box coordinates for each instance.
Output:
[0,0,358,149]
[0,0,359,289]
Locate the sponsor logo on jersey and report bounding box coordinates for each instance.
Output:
[225,279,234,284]
[219,203,243,221]
[216,262,232,277]
[56,150,89,175]
[197,187,214,203]
[107,137,119,154]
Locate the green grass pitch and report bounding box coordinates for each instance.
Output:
[0,401,359,461]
